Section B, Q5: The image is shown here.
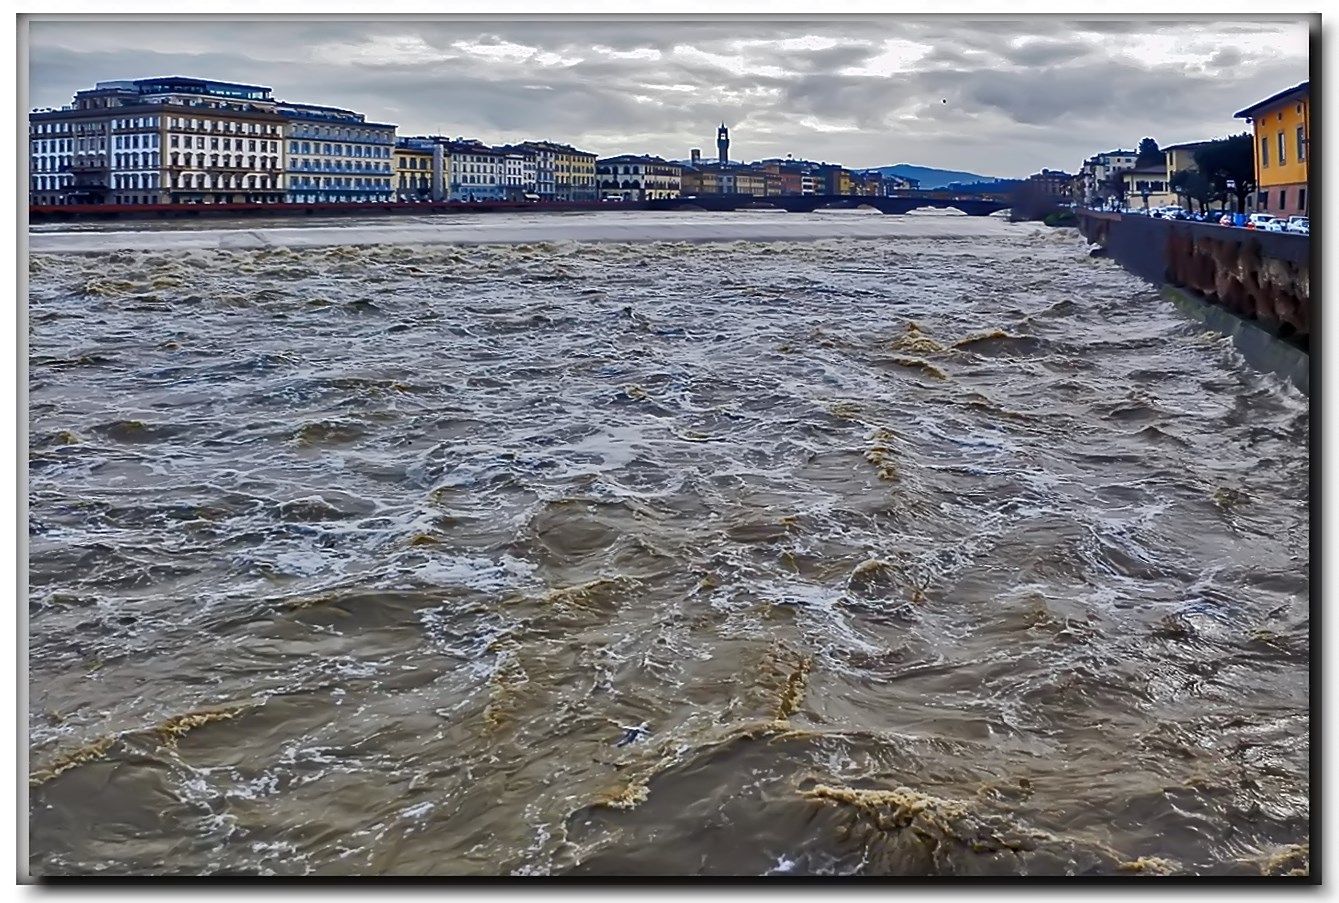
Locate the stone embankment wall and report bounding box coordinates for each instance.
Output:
[1077,211,1310,352]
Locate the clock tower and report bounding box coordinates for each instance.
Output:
[717,123,729,164]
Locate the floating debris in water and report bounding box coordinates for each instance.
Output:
[483,656,530,733]
[864,427,900,482]
[595,780,649,810]
[155,705,248,748]
[30,703,254,786]
[1151,613,1196,641]
[615,722,651,748]
[1116,856,1180,875]
[829,401,862,420]
[1212,487,1248,508]
[671,428,720,442]
[952,328,1015,349]
[29,736,118,787]
[774,656,812,721]
[1249,843,1309,877]
[893,322,948,355]
[885,356,948,380]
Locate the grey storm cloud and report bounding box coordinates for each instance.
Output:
[1208,47,1246,70]
[24,15,1313,177]
[998,38,1096,68]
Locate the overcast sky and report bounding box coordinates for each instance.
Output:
[26,16,1312,178]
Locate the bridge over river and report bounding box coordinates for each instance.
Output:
[645,192,1011,216]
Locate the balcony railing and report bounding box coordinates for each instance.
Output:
[165,162,280,172]
[61,160,109,173]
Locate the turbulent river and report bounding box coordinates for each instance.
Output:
[27,211,1310,877]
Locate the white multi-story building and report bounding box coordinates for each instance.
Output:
[1079,148,1139,207]
[446,140,505,201]
[496,145,538,199]
[30,111,81,206]
[595,155,682,201]
[521,142,556,198]
[280,101,395,203]
[30,77,287,205]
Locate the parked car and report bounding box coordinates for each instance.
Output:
[1262,218,1286,233]
[1246,213,1276,230]
[1285,216,1309,235]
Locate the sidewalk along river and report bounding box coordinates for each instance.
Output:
[27,212,1309,877]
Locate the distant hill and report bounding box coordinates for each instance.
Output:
[666,159,1007,190]
[871,164,1000,189]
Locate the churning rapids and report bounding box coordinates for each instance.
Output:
[27,211,1309,877]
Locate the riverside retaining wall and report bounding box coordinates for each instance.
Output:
[1077,210,1310,393]
[1077,210,1310,349]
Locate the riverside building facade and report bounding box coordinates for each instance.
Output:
[280,102,395,204]
[446,140,506,201]
[496,145,539,199]
[527,142,597,201]
[595,155,682,201]
[521,142,557,198]
[30,76,286,205]
[393,141,434,201]
[1236,81,1310,218]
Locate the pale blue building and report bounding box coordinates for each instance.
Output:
[279,101,396,204]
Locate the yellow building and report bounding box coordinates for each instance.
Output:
[519,141,596,200]
[555,144,597,201]
[1162,140,1210,185]
[1160,140,1211,209]
[837,169,853,195]
[680,165,721,195]
[734,169,767,197]
[1235,81,1309,217]
[393,145,434,201]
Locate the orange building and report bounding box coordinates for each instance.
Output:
[1235,81,1309,217]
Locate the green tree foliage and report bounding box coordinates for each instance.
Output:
[1169,169,1217,213]
[1136,137,1164,167]
[1193,133,1256,213]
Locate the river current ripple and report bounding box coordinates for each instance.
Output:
[27,212,1309,877]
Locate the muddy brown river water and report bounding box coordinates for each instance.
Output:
[26,211,1309,877]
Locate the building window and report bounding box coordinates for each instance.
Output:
[1259,190,1269,209]
[1279,189,1287,211]
[1278,131,1286,165]
[1299,188,1306,212]
[1298,127,1306,161]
